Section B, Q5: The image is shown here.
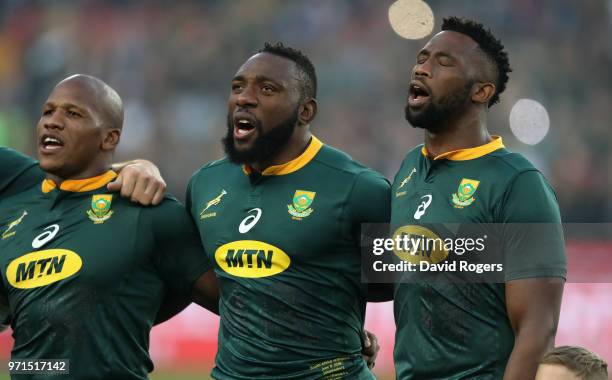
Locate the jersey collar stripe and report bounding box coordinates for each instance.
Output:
[242,136,324,176]
[41,170,118,193]
[421,136,505,161]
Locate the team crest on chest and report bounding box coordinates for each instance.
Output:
[288,190,316,219]
[2,210,28,240]
[451,178,480,208]
[87,194,114,224]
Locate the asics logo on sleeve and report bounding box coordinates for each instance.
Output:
[239,208,262,233]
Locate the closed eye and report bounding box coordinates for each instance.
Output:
[438,56,454,66]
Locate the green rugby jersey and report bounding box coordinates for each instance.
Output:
[391,137,566,380]
[0,148,43,198]
[0,171,211,380]
[187,136,390,380]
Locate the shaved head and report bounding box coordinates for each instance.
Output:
[55,74,124,130]
[37,74,124,181]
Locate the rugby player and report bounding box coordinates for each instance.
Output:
[0,74,217,379]
[187,43,390,379]
[0,142,167,331]
[536,346,608,380]
[391,17,566,379]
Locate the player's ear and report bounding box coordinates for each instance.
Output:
[471,82,496,106]
[101,128,121,151]
[298,97,317,126]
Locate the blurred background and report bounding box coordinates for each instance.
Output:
[0,0,611,379]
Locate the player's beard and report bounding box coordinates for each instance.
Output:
[405,80,473,132]
[223,107,299,165]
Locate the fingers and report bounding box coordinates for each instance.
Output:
[112,160,167,206]
[363,330,379,370]
[118,171,138,201]
[151,182,166,205]
[130,176,151,204]
[363,330,371,347]
[106,177,122,192]
[136,176,166,206]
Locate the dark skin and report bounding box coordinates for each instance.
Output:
[38,75,166,205]
[155,54,316,324]
[220,52,379,368]
[0,76,167,331]
[407,31,496,156]
[37,76,122,182]
[405,31,564,380]
[37,74,219,323]
[505,278,564,379]
[229,52,316,171]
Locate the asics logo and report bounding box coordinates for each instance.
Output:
[414,195,432,220]
[239,208,262,233]
[32,224,60,249]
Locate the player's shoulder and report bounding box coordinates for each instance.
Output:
[487,148,539,174]
[403,144,426,163]
[138,194,189,223]
[188,157,235,185]
[314,144,387,182]
[193,157,232,175]
[0,147,36,165]
[485,148,557,202]
[146,194,183,212]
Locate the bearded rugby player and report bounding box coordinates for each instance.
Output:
[391,17,565,379]
[187,43,389,379]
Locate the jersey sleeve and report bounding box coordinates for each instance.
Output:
[146,197,212,297]
[499,170,566,281]
[347,170,391,225]
[185,175,197,222]
[0,148,43,198]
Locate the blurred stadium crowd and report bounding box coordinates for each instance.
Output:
[0,0,610,222]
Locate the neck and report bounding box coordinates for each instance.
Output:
[251,128,312,172]
[424,109,490,158]
[45,163,111,186]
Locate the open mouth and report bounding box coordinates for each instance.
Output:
[39,134,64,153]
[408,81,431,108]
[233,114,258,140]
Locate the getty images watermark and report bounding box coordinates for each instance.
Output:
[371,233,501,274]
[360,223,579,283]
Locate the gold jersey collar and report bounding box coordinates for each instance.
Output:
[42,170,118,193]
[242,136,323,176]
[421,136,505,161]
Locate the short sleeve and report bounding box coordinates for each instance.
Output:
[347,170,391,225]
[500,170,566,281]
[185,176,196,222]
[0,148,43,198]
[147,197,212,297]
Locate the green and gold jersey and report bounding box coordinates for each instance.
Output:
[0,171,211,380]
[391,137,566,380]
[0,148,43,199]
[187,137,390,380]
